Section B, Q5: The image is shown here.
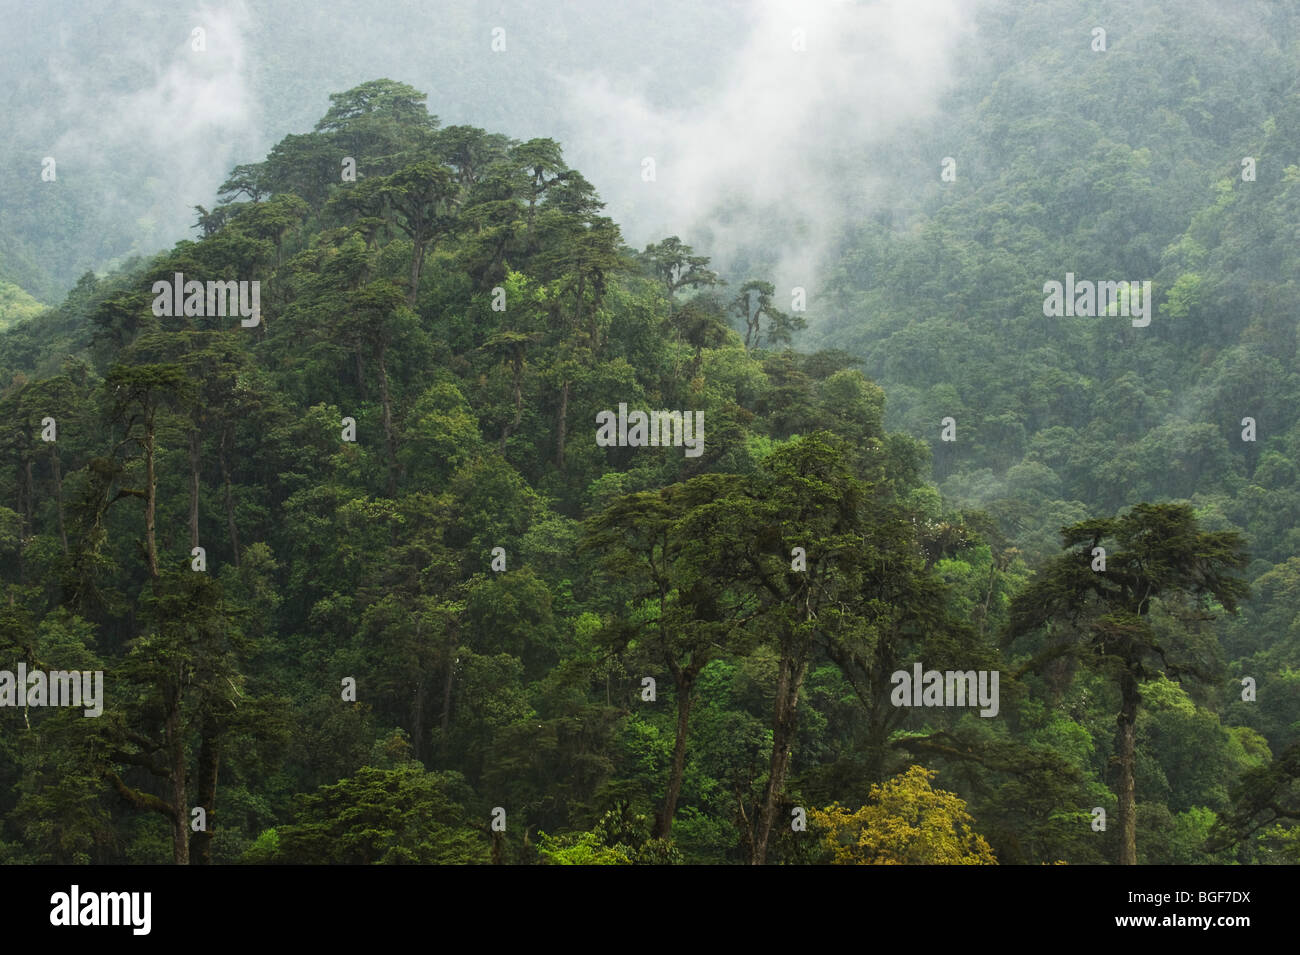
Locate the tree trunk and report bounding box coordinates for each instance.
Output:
[573,270,585,332]
[1117,669,1139,865]
[188,429,201,551]
[490,241,507,285]
[189,712,220,865]
[23,456,35,532]
[145,422,159,580]
[439,641,456,755]
[15,461,25,545]
[555,379,569,469]
[499,357,524,452]
[408,239,426,307]
[656,673,694,838]
[14,456,29,584]
[511,358,524,432]
[411,674,426,763]
[50,443,68,554]
[751,641,809,865]
[165,676,189,865]
[376,347,399,497]
[219,431,239,567]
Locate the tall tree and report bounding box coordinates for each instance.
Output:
[582,475,757,838]
[103,362,191,582]
[380,162,456,307]
[731,280,804,350]
[1007,503,1250,865]
[640,237,720,298]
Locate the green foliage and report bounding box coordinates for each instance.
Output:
[265,765,488,864]
[0,49,1293,867]
[0,281,46,330]
[537,802,681,865]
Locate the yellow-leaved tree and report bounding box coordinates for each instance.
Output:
[809,765,997,865]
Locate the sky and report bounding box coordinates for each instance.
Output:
[0,0,986,301]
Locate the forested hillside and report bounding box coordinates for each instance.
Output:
[0,0,741,305]
[810,0,1300,865]
[2,1,1298,870]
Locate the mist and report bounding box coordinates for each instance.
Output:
[559,0,979,298]
[0,0,980,302]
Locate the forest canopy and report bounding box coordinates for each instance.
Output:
[2,0,1299,869]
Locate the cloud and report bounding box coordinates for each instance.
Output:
[4,0,979,298]
[48,1,258,252]
[556,0,981,296]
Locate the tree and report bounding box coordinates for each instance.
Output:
[809,765,997,864]
[0,373,87,562]
[312,78,439,166]
[1008,503,1250,864]
[582,475,757,838]
[509,138,565,248]
[666,295,733,381]
[104,571,248,865]
[1207,742,1300,862]
[337,163,456,307]
[102,362,191,581]
[640,237,720,298]
[537,802,681,864]
[732,280,804,350]
[693,433,890,864]
[382,162,457,307]
[436,125,513,196]
[261,765,488,864]
[349,281,411,494]
[229,194,309,269]
[216,164,269,204]
[480,331,540,451]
